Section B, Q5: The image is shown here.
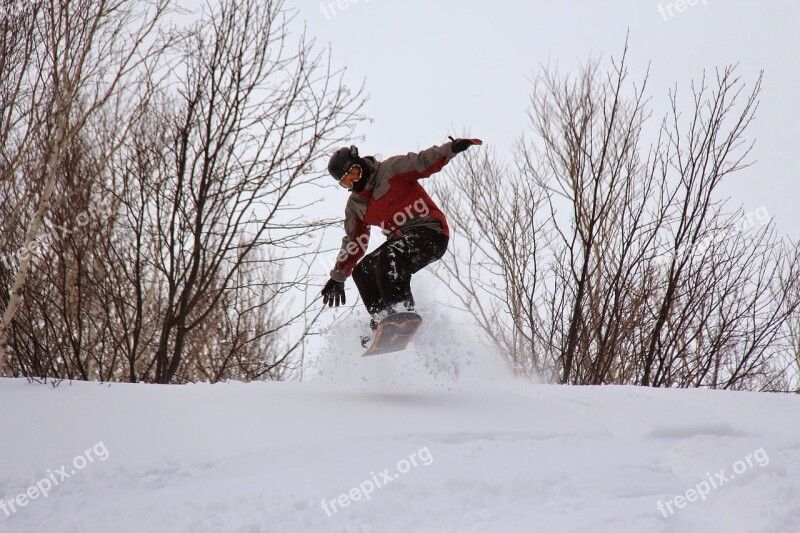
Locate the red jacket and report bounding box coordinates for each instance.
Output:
[330,142,456,281]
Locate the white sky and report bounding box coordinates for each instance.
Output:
[295,0,800,239]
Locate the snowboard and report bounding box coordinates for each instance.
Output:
[362,312,422,357]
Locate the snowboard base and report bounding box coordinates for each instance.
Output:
[362,312,422,357]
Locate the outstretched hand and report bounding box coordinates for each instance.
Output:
[449,136,483,153]
[321,278,346,307]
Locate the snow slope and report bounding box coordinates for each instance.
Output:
[1,311,800,532]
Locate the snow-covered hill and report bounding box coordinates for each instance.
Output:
[2,311,799,532]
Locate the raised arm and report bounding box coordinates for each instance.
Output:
[380,138,483,181]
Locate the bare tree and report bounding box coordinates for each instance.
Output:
[431,148,547,376]
[135,0,362,383]
[2,0,364,383]
[434,42,800,391]
[0,0,173,374]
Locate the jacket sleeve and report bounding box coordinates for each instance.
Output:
[380,142,457,181]
[330,202,370,282]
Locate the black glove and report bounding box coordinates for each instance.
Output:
[321,278,346,307]
[449,136,483,154]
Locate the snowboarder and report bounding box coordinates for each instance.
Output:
[320,137,482,334]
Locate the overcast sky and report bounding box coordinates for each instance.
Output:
[294,0,800,239]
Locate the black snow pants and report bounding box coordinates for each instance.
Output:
[351,227,449,316]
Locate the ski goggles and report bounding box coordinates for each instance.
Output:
[338,163,362,186]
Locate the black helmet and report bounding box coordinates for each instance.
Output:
[327,145,360,181]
